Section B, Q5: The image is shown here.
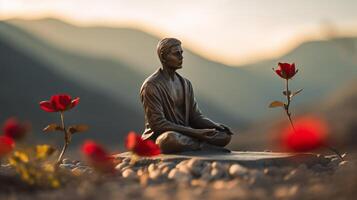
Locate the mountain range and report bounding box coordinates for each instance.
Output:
[1,18,356,150]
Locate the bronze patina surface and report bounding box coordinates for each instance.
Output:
[140,38,234,153]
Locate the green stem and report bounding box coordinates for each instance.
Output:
[56,112,69,166]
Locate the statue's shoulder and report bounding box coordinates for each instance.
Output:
[140,68,163,92]
[176,73,193,89]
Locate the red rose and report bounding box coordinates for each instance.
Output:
[3,117,30,140]
[0,136,15,157]
[81,140,114,173]
[274,62,298,79]
[281,116,327,152]
[125,132,160,157]
[40,94,80,112]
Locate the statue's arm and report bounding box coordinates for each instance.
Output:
[188,82,232,133]
[141,83,210,140]
[189,96,221,129]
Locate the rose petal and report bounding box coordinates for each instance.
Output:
[39,101,57,112]
[81,140,114,173]
[51,94,72,111]
[125,132,160,157]
[125,131,140,150]
[0,136,15,157]
[71,97,80,108]
[275,69,285,79]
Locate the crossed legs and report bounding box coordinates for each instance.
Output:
[155,131,231,154]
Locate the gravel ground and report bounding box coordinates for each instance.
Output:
[0,153,356,200]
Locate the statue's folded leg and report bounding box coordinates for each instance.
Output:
[205,131,231,147]
[155,131,201,154]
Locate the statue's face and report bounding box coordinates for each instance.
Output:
[164,45,183,70]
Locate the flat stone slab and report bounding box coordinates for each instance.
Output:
[115,150,332,168]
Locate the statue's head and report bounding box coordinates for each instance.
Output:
[157,38,183,70]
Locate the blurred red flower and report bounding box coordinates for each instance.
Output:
[40,94,80,112]
[274,62,297,80]
[3,117,31,140]
[0,136,15,157]
[281,116,328,152]
[125,132,160,157]
[81,140,114,173]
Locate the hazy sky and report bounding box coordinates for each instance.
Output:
[0,0,356,65]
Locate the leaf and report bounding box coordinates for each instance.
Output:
[269,101,286,108]
[67,124,89,135]
[43,124,63,133]
[283,90,291,96]
[291,88,303,98]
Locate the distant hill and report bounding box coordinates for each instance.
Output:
[5,18,262,123]
[7,18,357,124]
[0,32,142,150]
[0,20,242,148]
[318,79,357,149]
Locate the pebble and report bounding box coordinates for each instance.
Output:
[149,169,161,180]
[210,167,225,180]
[62,158,72,165]
[161,166,171,176]
[59,164,76,170]
[148,163,157,173]
[122,169,136,179]
[229,164,248,177]
[115,162,128,171]
[339,161,348,166]
[168,168,191,182]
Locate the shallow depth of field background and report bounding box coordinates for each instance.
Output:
[0,0,356,156]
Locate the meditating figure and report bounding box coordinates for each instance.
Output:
[140,38,233,154]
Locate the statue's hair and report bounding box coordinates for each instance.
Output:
[157,38,181,63]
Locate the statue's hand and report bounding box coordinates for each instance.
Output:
[217,123,235,135]
[195,128,219,140]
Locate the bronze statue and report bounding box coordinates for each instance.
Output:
[140,38,233,154]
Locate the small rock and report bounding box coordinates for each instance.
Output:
[157,162,174,169]
[210,167,224,180]
[122,169,136,179]
[122,157,131,163]
[211,161,223,170]
[137,168,145,176]
[263,166,280,177]
[62,158,72,165]
[59,164,75,170]
[229,164,248,177]
[148,163,157,173]
[161,166,171,176]
[149,169,161,180]
[115,162,128,171]
[339,161,348,166]
[120,166,130,172]
[177,164,191,174]
[187,158,205,177]
[168,168,191,182]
